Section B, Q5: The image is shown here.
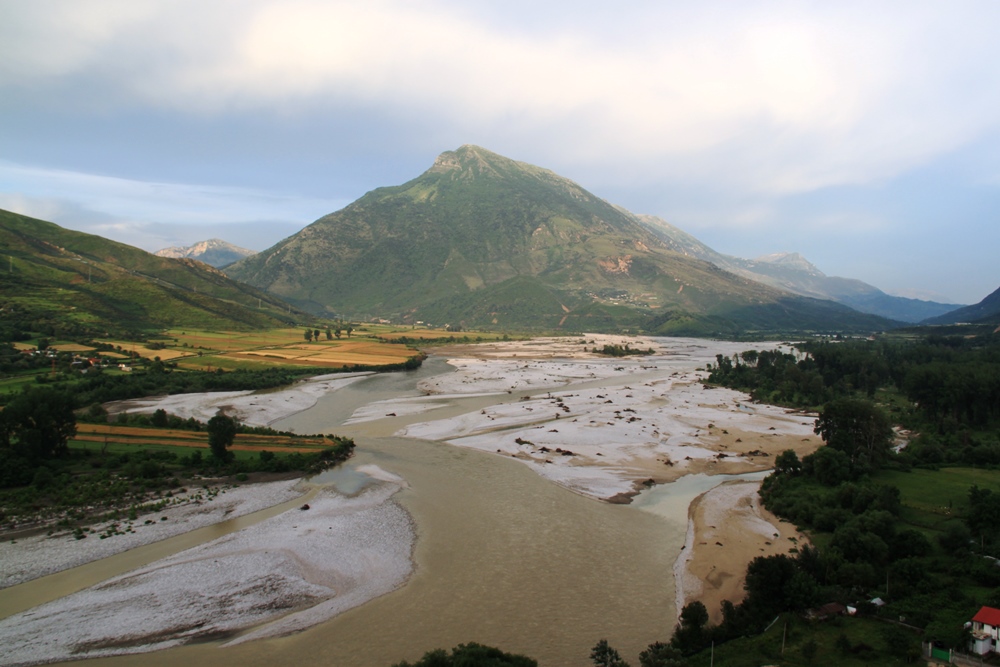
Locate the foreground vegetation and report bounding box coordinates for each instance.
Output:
[0,384,355,535]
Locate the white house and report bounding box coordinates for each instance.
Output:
[970,606,1000,655]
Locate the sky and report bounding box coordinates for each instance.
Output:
[2,1,999,305]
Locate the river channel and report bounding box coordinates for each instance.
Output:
[32,354,761,667]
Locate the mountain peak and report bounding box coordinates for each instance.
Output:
[430,144,503,174]
[155,238,255,268]
[753,252,823,275]
[226,146,898,335]
[427,145,556,183]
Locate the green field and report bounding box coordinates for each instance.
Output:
[876,467,1000,535]
[686,614,921,667]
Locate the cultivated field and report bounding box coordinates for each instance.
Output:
[74,423,333,454]
[93,326,435,371]
[94,342,191,360]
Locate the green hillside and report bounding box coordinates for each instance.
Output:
[228,145,893,335]
[0,208,297,336]
[923,285,1000,326]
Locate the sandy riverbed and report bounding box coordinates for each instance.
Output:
[0,479,304,590]
[418,335,819,614]
[378,336,819,503]
[0,335,822,663]
[105,372,373,427]
[0,467,413,666]
[674,481,808,623]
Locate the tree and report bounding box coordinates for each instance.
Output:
[591,640,630,667]
[151,408,169,427]
[742,554,818,619]
[639,641,687,667]
[325,327,333,341]
[774,449,802,476]
[346,325,354,338]
[392,643,537,667]
[814,398,894,472]
[207,413,237,461]
[939,522,972,553]
[802,445,852,486]
[334,327,342,339]
[2,387,77,460]
[304,329,313,342]
[313,329,321,341]
[881,625,912,655]
[679,601,709,631]
[671,602,710,655]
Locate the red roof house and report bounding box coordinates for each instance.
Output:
[971,606,1000,655]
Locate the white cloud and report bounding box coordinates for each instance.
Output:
[3,1,1000,212]
[0,1,155,82]
[0,162,343,250]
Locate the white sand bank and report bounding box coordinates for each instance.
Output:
[0,479,303,589]
[0,473,413,666]
[105,373,371,427]
[398,348,819,501]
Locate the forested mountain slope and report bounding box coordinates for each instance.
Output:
[227,145,892,336]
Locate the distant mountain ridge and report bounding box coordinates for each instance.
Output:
[226,145,894,336]
[0,209,295,334]
[923,285,1000,325]
[155,238,255,268]
[635,216,960,323]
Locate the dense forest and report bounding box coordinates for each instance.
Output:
[708,333,1000,466]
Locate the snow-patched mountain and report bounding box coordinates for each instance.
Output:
[155,239,255,268]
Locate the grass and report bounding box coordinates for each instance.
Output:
[875,467,1000,535]
[48,343,97,353]
[70,439,266,463]
[0,371,49,395]
[73,424,332,454]
[687,613,921,666]
[174,355,296,371]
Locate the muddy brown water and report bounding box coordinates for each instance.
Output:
[20,357,720,667]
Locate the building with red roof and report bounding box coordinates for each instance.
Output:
[971,606,1000,655]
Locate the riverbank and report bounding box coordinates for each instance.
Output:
[674,481,808,624]
[0,467,414,666]
[0,479,304,590]
[105,372,374,427]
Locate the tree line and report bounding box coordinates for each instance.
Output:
[707,333,1000,467]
